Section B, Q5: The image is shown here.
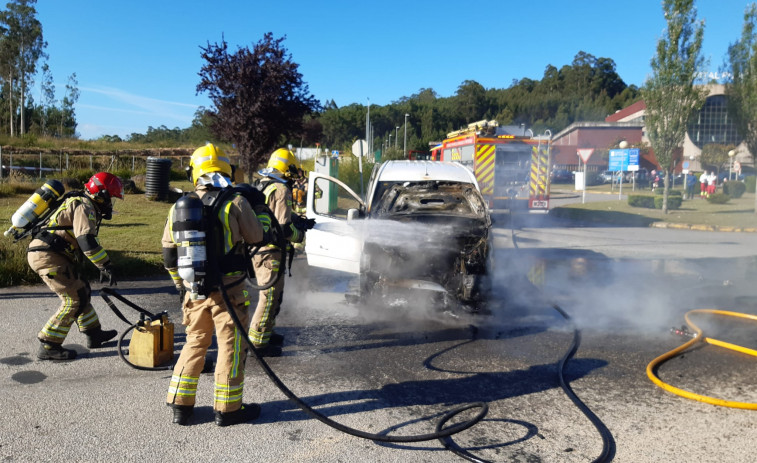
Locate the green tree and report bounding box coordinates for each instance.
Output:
[642,0,708,213]
[60,72,79,137]
[38,60,53,135]
[725,2,757,212]
[197,33,320,178]
[698,143,736,176]
[0,0,46,136]
[455,80,487,123]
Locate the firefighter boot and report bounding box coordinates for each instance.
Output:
[171,405,194,426]
[37,341,77,361]
[84,327,118,348]
[253,343,282,357]
[214,403,261,427]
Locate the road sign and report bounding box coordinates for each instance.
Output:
[351,140,368,158]
[609,149,629,171]
[627,148,640,171]
[577,148,594,163]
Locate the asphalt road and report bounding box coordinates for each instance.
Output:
[2,213,757,462]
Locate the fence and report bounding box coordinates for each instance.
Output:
[0,147,242,181]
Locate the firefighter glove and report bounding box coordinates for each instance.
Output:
[99,264,116,286]
[303,218,316,230]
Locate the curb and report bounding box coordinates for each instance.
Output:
[650,221,757,233]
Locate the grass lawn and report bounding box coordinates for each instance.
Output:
[550,186,757,230]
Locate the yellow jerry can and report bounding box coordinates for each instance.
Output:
[129,314,174,368]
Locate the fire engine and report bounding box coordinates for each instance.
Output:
[432,120,552,212]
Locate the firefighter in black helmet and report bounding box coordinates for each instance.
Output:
[163,143,268,427]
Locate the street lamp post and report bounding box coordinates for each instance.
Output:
[403,113,409,158]
[395,126,399,149]
[728,150,736,181]
[389,133,392,151]
[618,141,628,200]
[685,155,695,199]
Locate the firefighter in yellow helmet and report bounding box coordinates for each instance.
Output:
[249,148,314,356]
[163,143,269,426]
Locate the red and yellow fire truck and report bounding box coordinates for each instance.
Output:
[432,120,551,212]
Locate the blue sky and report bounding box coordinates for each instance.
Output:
[35,1,751,140]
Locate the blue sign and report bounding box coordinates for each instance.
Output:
[609,148,639,171]
[609,149,629,171]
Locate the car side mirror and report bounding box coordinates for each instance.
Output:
[347,208,360,221]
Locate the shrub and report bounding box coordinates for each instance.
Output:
[628,194,655,208]
[745,175,756,193]
[722,181,746,198]
[667,189,682,196]
[654,195,682,209]
[706,192,730,204]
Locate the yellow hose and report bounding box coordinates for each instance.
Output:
[646,309,757,410]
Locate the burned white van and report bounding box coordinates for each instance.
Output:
[305,160,492,311]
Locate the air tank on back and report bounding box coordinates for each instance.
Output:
[172,193,207,299]
[4,179,65,239]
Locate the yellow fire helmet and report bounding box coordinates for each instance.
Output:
[189,143,232,186]
[266,148,300,177]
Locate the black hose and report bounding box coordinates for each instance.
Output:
[115,322,173,371]
[509,213,615,463]
[217,278,488,442]
[551,304,615,463]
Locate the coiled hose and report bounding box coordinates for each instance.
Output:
[646,309,757,409]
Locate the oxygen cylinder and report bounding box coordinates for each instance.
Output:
[172,194,207,300]
[4,179,65,238]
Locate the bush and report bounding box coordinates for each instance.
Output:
[667,189,682,196]
[628,194,655,208]
[722,181,746,198]
[706,192,730,204]
[744,176,756,194]
[654,195,682,209]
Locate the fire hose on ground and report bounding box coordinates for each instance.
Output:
[646,309,757,410]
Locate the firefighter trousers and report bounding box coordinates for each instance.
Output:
[249,250,284,347]
[167,279,252,413]
[27,250,103,344]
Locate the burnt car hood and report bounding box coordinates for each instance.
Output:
[361,181,491,292]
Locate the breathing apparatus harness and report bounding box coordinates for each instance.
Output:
[172,183,287,299]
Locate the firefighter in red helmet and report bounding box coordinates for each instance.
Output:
[27,172,124,361]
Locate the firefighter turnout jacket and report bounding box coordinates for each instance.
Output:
[28,195,112,270]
